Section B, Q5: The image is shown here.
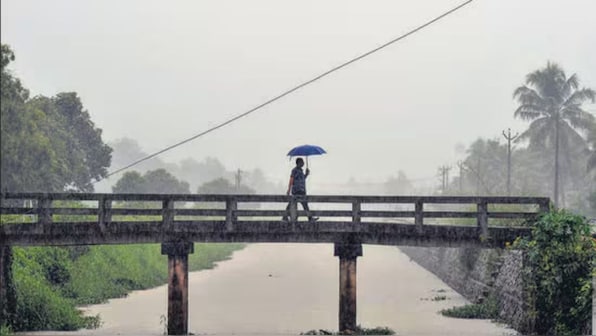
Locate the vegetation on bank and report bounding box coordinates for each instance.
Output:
[514,209,595,336]
[441,209,595,335]
[9,243,244,331]
[0,324,13,336]
[301,326,395,335]
[440,298,498,320]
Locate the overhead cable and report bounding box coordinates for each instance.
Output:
[97,0,475,183]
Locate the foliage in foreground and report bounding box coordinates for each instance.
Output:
[514,209,595,335]
[10,243,244,331]
[301,326,395,335]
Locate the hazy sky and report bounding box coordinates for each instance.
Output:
[2,0,595,189]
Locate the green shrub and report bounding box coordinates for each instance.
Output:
[514,209,595,335]
[440,299,498,319]
[0,324,14,336]
[11,248,86,331]
[300,325,395,335]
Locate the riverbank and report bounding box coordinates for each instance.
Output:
[8,243,245,332]
[19,243,518,335]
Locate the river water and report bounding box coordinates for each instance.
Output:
[22,243,517,336]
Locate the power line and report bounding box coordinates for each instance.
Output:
[97,0,475,183]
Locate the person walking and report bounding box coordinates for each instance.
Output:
[283,158,318,222]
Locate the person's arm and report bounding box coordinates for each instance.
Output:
[287,176,294,195]
[305,168,310,178]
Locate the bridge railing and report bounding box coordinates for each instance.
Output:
[1,193,551,233]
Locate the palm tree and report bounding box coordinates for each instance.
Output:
[513,62,595,207]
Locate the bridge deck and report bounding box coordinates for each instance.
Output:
[0,193,549,248]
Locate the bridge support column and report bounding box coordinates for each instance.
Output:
[0,245,16,328]
[334,242,362,333]
[161,242,194,335]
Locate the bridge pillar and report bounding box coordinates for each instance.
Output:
[334,242,362,333]
[161,242,194,335]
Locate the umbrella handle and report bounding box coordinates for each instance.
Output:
[306,156,309,169]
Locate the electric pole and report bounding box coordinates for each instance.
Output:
[502,128,519,196]
[437,165,452,194]
[457,161,464,194]
[235,169,243,190]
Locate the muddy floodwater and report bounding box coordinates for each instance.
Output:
[21,244,517,336]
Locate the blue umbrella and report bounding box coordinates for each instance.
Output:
[287,144,327,168]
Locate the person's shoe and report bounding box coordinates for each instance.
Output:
[281,217,289,222]
[309,217,319,222]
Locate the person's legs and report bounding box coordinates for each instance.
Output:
[283,192,317,222]
[283,201,290,221]
[300,199,318,222]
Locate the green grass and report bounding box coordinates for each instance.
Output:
[440,299,498,319]
[9,243,244,331]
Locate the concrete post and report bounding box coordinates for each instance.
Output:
[415,199,423,227]
[161,242,194,335]
[477,200,489,241]
[334,242,363,333]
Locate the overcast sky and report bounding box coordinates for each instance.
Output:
[2,0,595,190]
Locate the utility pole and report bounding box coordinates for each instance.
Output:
[437,165,452,194]
[235,169,243,190]
[457,161,465,194]
[502,128,519,196]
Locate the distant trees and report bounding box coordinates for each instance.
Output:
[384,170,413,195]
[107,138,281,194]
[513,62,595,207]
[197,177,255,194]
[112,169,190,194]
[108,138,233,191]
[0,44,112,192]
[461,139,507,195]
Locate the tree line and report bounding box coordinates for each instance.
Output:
[418,62,595,216]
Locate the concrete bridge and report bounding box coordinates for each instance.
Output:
[0,193,549,335]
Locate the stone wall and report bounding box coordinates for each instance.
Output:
[399,246,531,333]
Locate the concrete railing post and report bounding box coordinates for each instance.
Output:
[352,201,361,224]
[289,198,298,225]
[477,200,488,241]
[161,198,175,242]
[98,196,112,232]
[226,198,237,231]
[538,199,550,214]
[161,241,194,335]
[38,195,52,226]
[415,199,423,227]
[334,242,363,334]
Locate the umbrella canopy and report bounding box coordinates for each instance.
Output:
[287,144,326,168]
[287,144,327,157]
